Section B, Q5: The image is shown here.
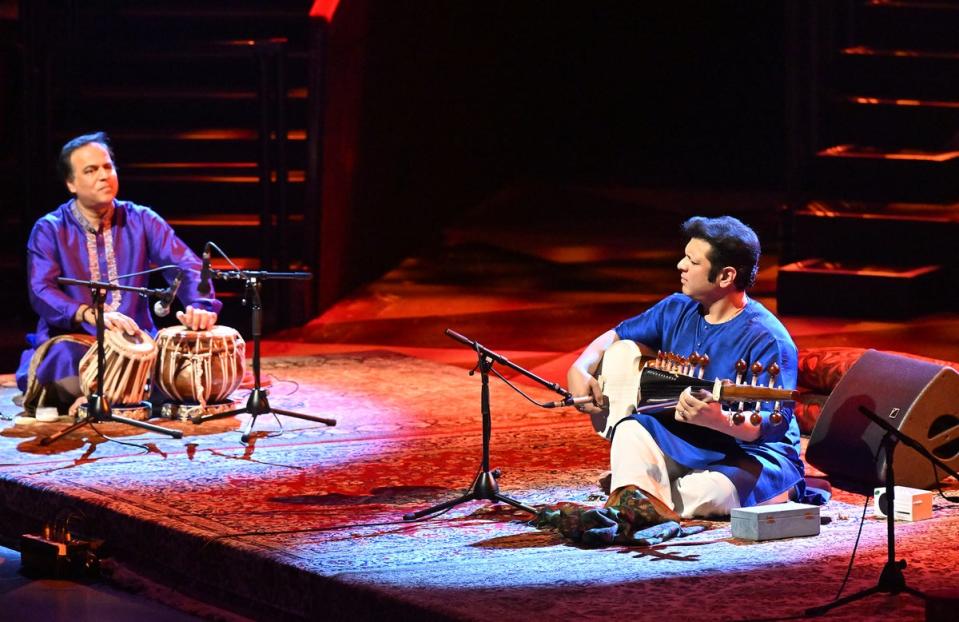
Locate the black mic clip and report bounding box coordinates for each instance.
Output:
[198,242,213,295]
[154,269,184,317]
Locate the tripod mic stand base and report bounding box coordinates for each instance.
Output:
[403,469,538,521]
[806,559,927,617]
[190,387,335,443]
[40,397,182,446]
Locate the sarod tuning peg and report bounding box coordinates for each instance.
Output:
[766,361,781,383]
[735,359,747,385]
[749,361,764,426]
[733,358,747,422]
[689,352,700,376]
[767,362,784,425]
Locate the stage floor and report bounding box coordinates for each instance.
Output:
[2,353,957,621]
[3,186,959,621]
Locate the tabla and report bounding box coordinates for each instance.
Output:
[78,328,158,406]
[154,325,245,407]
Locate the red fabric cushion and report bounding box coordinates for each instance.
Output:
[795,347,959,435]
[798,347,959,395]
[797,347,867,394]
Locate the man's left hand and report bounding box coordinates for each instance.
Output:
[176,305,217,331]
[674,387,723,427]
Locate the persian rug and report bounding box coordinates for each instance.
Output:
[1,350,958,621]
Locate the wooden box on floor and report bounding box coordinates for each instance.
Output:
[731,502,820,541]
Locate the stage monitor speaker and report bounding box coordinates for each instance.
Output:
[806,349,959,489]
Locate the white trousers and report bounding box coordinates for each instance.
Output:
[610,419,787,519]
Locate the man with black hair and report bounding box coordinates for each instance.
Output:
[567,215,821,520]
[16,131,221,411]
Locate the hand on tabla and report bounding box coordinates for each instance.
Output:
[102,311,139,335]
[176,305,217,331]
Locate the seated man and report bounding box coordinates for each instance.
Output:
[567,215,822,519]
[16,131,221,412]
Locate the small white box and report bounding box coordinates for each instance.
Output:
[730,502,821,541]
[35,407,59,422]
[873,486,934,522]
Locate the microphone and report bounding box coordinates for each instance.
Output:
[197,242,212,295]
[542,395,601,409]
[153,270,184,317]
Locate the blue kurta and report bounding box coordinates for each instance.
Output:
[615,293,818,506]
[16,199,222,392]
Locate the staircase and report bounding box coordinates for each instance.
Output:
[0,7,25,370]
[19,0,318,333]
[779,0,959,318]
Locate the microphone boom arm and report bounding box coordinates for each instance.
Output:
[207,269,313,282]
[57,277,173,301]
[445,329,572,398]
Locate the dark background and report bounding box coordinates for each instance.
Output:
[0,1,790,369]
[318,1,787,302]
[352,2,786,200]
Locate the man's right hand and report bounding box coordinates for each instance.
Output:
[566,329,620,416]
[100,311,140,335]
[566,366,605,416]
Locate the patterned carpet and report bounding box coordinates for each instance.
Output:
[2,350,958,621]
[4,187,959,620]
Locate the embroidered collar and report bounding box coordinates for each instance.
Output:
[70,200,122,312]
[70,200,114,233]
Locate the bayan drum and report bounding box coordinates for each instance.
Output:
[154,325,245,407]
[79,328,158,406]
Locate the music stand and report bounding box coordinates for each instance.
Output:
[806,405,959,616]
[41,277,183,446]
[190,268,335,442]
[403,329,577,521]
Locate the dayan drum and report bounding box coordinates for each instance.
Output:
[79,328,158,406]
[154,325,245,407]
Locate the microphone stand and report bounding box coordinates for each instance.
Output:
[806,405,959,616]
[41,277,184,446]
[403,329,575,521]
[190,268,336,442]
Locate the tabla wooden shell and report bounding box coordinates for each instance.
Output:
[79,328,158,406]
[154,325,245,406]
